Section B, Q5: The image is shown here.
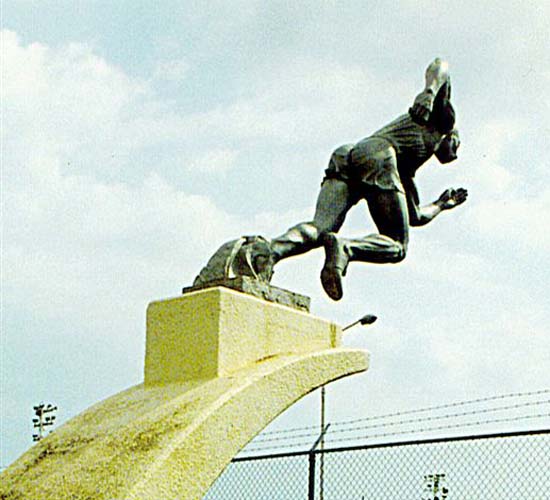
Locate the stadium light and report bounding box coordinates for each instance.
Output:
[32,402,58,442]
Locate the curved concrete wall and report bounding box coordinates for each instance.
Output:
[1,288,368,499]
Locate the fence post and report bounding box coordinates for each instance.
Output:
[308,423,331,500]
[308,451,316,500]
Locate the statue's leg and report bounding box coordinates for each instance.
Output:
[347,188,409,263]
[320,188,408,300]
[270,179,357,263]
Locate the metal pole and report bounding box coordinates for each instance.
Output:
[309,422,331,500]
[308,452,316,500]
[38,408,44,439]
[320,386,326,500]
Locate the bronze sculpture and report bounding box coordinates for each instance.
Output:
[191,58,468,302]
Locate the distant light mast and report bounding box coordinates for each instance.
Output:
[32,403,58,442]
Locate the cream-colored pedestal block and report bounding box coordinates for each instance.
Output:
[145,287,342,384]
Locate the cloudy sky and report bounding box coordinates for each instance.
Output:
[2,1,549,466]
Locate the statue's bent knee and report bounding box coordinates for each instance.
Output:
[284,222,320,245]
[270,222,323,262]
[392,242,407,263]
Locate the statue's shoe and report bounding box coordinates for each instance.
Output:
[320,232,348,301]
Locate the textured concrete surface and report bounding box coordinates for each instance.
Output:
[1,288,369,499]
[145,287,342,385]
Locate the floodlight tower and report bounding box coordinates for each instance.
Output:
[32,403,58,442]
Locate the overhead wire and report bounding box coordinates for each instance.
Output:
[241,412,550,454]
[240,390,550,455]
[257,388,550,437]
[249,398,550,445]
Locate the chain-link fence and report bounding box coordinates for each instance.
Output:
[205,429,550,499]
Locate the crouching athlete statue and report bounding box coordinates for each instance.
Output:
[269,58,468,300]
[191,58,468,302]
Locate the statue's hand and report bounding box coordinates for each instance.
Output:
[437,188,468,210]
[409,90,435,124]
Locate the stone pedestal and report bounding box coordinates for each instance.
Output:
[145,286,341,385]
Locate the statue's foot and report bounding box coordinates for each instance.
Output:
[321,266,343,301]
[320,232,348,301]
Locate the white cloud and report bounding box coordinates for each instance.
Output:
[153,58,189,82]
[1,31,236,327]
[1,30,152,188]
[447,115,550,252]
[2,30,326,330]
[461,118,523,195]
[185,149,238,174]
[2,31,144,129]
[469,189,550,252]
[419,305,550,391]
[173,59,406,147]
[2,168,239,325]
[2,28,403,202]
[410,240,492,287]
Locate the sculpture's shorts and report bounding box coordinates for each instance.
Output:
[323,137,404,194]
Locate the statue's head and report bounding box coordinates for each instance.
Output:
[192,235,275,288]
[435,129,460,164]
[234,236,275,283]
[429,81,456,133]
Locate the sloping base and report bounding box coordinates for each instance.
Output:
[1,348,368,500]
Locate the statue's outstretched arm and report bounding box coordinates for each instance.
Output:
[410,58,451,124]
[404,177,468,227]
